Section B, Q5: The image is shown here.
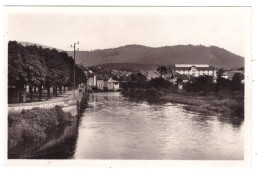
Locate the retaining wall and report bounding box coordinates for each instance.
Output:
[8,89,86,117]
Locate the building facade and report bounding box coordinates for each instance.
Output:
[87,74,119,91]
[96,75,105,90]
[87,75,97,86]
[107,78,120,91]
[172,64,216,77]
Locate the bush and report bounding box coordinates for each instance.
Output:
[146,87,157,95]
[8,106,73,146]
[147,77,173,89]
[184,75,214,93]
[21,107,59,130]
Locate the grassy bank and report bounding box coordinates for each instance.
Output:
[121,87,167,101]
[122,88,244,118]
[8,106,75,147]
[160,93,244,117]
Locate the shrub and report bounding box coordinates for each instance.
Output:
[146,87,157,95]
[54,105,74,122]
[8,123,23,146]
[8,106,72,147]
[21,108,59,130]
[147,77,173,89]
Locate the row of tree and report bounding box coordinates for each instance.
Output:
[183,69,244,93]
[8,41,87,102]
[123,66,244,95]
[122,72,173,90]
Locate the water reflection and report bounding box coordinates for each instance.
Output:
[9,92,244,160]
[8,120,79,159]
[73,92,244,160]
[216,115,244,128]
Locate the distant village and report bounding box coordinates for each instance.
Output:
[83,64,245,92]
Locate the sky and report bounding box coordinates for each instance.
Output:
[5,7,251,57]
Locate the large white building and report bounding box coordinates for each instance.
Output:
[172,64,216,77]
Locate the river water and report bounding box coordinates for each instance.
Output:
[9,92,244,159]
[72,92,244,160]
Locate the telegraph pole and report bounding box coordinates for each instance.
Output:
[71,41,79,97]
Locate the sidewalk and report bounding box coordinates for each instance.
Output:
[9,88,80,106]
[39,88,80,102]
[8,88,82,113]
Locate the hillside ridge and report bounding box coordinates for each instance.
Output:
[15,41,244,69]
[67,44,244,69]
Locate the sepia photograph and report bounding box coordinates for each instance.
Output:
[3,5,252,166]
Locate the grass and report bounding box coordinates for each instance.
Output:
[122,87,244,118]
[160,93,244,117]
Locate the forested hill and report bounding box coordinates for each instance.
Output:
[93,63,158,72]
[67,45,244,69]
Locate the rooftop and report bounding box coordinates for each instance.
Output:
[175,64,209,67]
[172,66,215,71]
[108,78,119,83]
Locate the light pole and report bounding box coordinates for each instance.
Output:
[71,41,79,97]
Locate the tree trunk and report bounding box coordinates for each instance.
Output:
[59,86,62,95]
[56,86,58,96]
[53,86,55,95]
[29,86,33,102]
[54,86,57,97]
[38,85,42,101]
[47,86,50,99]
[18,87,22,103]
[17,82,24,103]
[34,86,37,93]
[63,86,66,93]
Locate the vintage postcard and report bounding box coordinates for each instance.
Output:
[3,6,252,167]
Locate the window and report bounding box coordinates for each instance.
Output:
[115,83,118,85]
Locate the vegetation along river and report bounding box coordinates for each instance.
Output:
[10,92,244,159]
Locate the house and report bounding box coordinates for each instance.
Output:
[96,75,107,90]
[171,64,216,77]
[146,71,159,80]
[87,74,96,86]
[87,74,107,90]
[221,71,229,79]
[107,78,120,91]
[87,74,120,91]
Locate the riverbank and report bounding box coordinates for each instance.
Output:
[122,88,244,118]
[72,92,244,159]
[8,106,74,148]
[8,92,89,149]
[160,93,244,117]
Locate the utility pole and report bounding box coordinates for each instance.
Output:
[71,41,79,97]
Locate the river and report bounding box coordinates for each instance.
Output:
[72,92,244,160]
[9,92,244,159]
